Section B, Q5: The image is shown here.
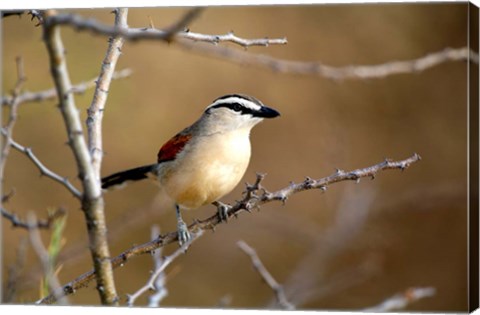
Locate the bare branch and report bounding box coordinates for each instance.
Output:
[161,7,204,42]
[256,153,421,204]
[147,225,168,307]
[237,240,294,310]
[0,131,82,199]
[1,207,65,230]
[87,8,128,178]
[363,287,436,312]
[177,42,476,80]
[182,30,287,48]
[37,154,420,304]
[126,230,203,307]
[1,68,132,107]
[27,212,69,305]
[42,9,118,305]
[42,10,105,198]
[41,10,287,47]
[31,10,472,82]
[0,56,27,186]
[0,56,82,199]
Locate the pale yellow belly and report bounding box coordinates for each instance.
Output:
[157,131,251,209]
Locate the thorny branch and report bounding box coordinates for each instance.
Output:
[1,68,132,107]
[0,54,129,247]
[160,7,205,43]
[0,131,82,199]
[87,8,128,180]
[177,42,478,80]
[42,9,119,305]
[38,153,420,304]
[237,240,294,310]
[40,10,288,47]
[8,9,475,83]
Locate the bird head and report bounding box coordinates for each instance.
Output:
[203,94,280,132]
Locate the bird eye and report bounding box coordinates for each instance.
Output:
[232,103,242,112]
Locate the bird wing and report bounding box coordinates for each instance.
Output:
[157,132,192,163]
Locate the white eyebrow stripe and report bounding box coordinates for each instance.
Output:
[208,97,263,111]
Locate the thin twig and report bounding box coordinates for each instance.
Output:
[0,56,27,187]
[237,240,294,310]
[1,68,132,107]
[37,154,420,304]
[182,30,287,48]
[363,287,436,312]
[0,130,82,199]
[1,207,65,230]
[126,230,203,307]
[42,9,118,305]
[177,42,477,80]
[161,7,205,42]
[41,11,287,47]
[27,212,69,305]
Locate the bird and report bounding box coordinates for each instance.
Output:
[101,94,280,245]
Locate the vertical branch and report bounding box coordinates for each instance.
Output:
[42,9,118,305]
[148,225,168,307]
[87,8,128,177]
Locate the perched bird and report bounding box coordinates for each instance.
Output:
[101,94,280,244]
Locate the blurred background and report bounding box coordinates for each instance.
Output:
[1,3,472,311]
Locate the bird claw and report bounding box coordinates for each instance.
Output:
[177,220,191,246]
[214,201,231,222]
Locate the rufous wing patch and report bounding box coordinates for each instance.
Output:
[157,133,192,163]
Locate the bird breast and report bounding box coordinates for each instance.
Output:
[157,128,252,209]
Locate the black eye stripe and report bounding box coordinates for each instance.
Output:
[208,102,256,115]
[213,94,263,106]
[232,103,242,111]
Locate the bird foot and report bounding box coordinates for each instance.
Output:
[213,201,231,222]
[177,220,191,246]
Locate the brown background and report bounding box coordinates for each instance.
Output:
[2,3,470,311]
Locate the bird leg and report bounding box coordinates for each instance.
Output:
[213,201,232,222]
[175,204,191,246]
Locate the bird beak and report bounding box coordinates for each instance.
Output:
[257,105,281,118]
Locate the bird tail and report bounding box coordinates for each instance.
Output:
[101,164,156,190]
